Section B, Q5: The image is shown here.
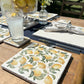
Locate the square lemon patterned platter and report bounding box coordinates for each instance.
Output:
[1,43,71,84]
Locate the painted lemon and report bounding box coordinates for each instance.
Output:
[58,58,65,64]
[5,32,10,36]
[0,34,2,37]
[23,64,33,69]
[49,50,58,54]
[27,50,33,54]
[44,75,53,84]
[11,60,18,65]
[19,57,27,64]
[52,64,62,69]
[82,28,84,32]
[33,69,42,77]
[34,50,40,55]
[32,56,40,61]
[38,62,46,69]
[44,55,52,60]
[38,47,44,51]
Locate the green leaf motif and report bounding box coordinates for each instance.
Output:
[23,69,29,72]
[43,70,47,73]
[7,60,13,64]
[14,56,22,60]
[18,68,24,74]
[29,71,34,77]
[55,60,58,62]
[35,74,46,80]
[0,35,4,38]
[64,55,68,59]
[7,64,15,68]
[32,62,37,66]
[29,57,33,63]
[61,52,67,54]
[56,69,60,71]
[50,74,56,80]
[42,56,46,61]
[33,76,36,80]
[26,56,29,59]
[49,68,57,74]
[48,63,53,66]
[54,55,58,59]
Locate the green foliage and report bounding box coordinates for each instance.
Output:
[38,0,84,19]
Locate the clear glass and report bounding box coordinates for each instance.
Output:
[39,5,48,25]
[7,16,24,42]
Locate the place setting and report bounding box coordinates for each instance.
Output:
[33,19,84,49]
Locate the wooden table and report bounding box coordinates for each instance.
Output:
[0,16,84,84]
[0,40,84,84]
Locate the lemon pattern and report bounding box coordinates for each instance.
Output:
[5,43,71,84]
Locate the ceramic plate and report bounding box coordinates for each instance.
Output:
[0,16,38,30]
[2,42,71,84]
[28,12,58,21]
[0,27,10,43]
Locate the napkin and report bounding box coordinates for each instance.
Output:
[44,20,84,35]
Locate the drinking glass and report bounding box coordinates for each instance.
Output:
[0,0,24,42]
[7,15,24,42]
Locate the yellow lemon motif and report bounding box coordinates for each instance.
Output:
[44,75,53,84]
[44,55,52,60]
[33,69,42,77]
[19,57,27,64]
[38,47,44,51]
[59,53,65,57]
[52,64,62,69]
[49,50,58,54]
[82,28,84,32]
[23,64,33,69]
[58,58,65,64]
[11,60,18,65]
[38,62,46,69]
[34,50,40,55]
[32,56,40,61]
[5,32,10,36]
[27,50,33,54]
[0,34,1,36]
